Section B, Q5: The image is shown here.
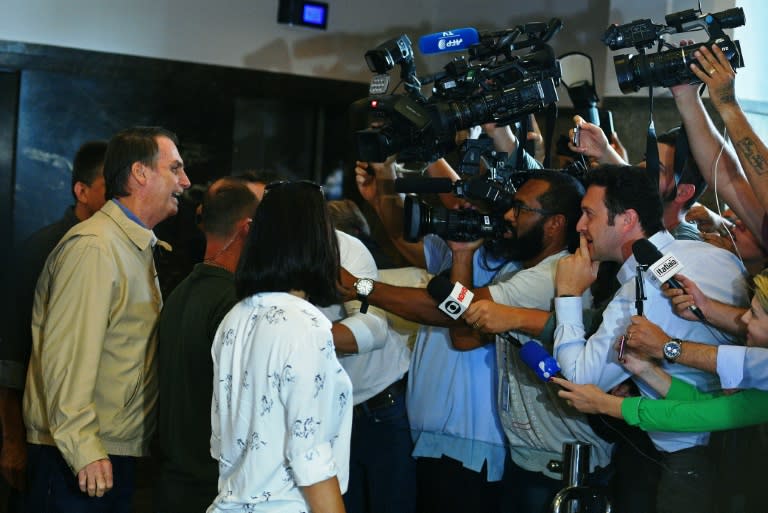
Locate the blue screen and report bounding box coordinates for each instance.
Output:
[302,3,327,27]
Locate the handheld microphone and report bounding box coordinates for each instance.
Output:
[631,239,707,322]
[519,340,562,382]
[418,28,480,55]
[426,276,562,382]
[394,177,455,194]
[426,275,474,320]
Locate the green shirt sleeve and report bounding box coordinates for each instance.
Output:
[621,379,768,432]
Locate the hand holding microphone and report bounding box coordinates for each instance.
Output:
[661,274,712,323]
[631,239,707,322]
[427,275,561,383]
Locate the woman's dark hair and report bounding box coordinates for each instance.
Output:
[103,126,178,199]
[585,165,665,237]
[235,181,340,306]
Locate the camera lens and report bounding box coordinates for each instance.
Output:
[613,54,638,93]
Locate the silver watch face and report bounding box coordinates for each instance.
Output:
[355,278,374,296]
[663,340,682,361]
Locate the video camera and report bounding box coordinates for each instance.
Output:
[353,18,564,163]
[395,158,588,242]
[602,6,745,93]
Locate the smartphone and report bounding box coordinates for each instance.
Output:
[572,126,580,147]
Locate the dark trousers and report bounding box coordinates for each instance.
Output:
[343,389,416,513]
[656,445,715,513]
[415,456,502,513]
[500,452,613,513]
[24,444,135,513]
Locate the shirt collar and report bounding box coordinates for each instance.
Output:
[101,199,157,251]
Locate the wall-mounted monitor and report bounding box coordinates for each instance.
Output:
[277,0,329,30]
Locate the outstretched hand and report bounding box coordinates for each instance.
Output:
[623,315,669,360]
[354,156,398,204]
[661,274,709,321]
[567,115,626,165]
[690,44,738,113]
[551,377,622,417]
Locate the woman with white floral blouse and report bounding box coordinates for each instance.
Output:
[209,180,352,513]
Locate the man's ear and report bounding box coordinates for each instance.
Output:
[545,213,566,233]
[241,217,253,235]
[131,162,147,185]
[675,184,696,205]
[73,181,88,204]
[622,209,639,231]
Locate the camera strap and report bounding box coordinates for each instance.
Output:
[543,102,558,169]
[644,86,660,189]
[518,116,531,170]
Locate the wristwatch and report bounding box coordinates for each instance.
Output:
[662,338,683,363]
[353,278,374,314]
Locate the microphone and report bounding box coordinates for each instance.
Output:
[426,276,562,382]
[426,275,474,320]
[418,28,480,55]
[631,239,706,322]
[519,340,562,382]
[394,177,455,194]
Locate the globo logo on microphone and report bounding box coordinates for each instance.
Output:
[438,282,474,320]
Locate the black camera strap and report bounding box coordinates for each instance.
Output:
[518,116,531,170]
[543,102,558,169]
[644,86,660,188]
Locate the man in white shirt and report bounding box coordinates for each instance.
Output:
[553,164,749,513]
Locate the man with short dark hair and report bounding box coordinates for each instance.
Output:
[571,118,708,240]
[23,127,190,512]
[0,140,107,503]
[553,165,749,513]
[155,178,259,512]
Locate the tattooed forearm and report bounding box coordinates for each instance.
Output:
[736,137,768,175]
[718,92,737,104]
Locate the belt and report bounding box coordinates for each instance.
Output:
[354,374,407,416]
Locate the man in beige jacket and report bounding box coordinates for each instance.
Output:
[23,126,190,512]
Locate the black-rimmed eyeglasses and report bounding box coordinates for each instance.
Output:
[511,200,556,217]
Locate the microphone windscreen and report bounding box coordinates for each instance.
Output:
[426,275,454,302]
[632,238,663,266]
[519,340,561,382]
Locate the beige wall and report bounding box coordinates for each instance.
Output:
[0,0,611,96]
[1,0,751,101]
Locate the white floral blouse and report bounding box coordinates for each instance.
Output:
[208,292,352,513]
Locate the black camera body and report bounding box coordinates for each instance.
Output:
[602,7,745,93]
[353,19,563,163]
[395,159,588,242]
[403,195,508,243]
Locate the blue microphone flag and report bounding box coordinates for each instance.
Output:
[418,28,480,54]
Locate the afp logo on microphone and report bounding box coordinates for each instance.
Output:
[439,283,474,320]
[437,31,463,50]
